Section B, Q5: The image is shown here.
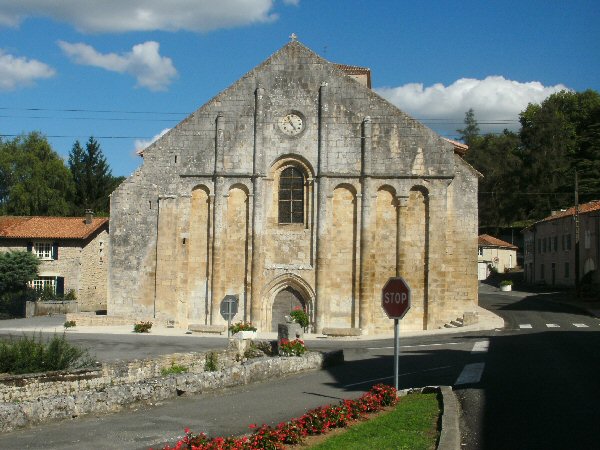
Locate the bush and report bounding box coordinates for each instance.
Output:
[0,288,36,319]
[133,321,152,333]
[290,307,309,328]
[204,352,218,372]
[0,332,93,374]
[161,363,189,376]
[64,289,77,301]
[279,338,306,356]
[229,321,257,334]
[63,320,76,329]
[500,280,513,287]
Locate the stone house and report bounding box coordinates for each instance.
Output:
[108,40,479,334]
[523,200,600,287]
[477,234,518,280]
[0,212,109,311]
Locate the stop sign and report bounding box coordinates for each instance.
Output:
[381,277,411,319]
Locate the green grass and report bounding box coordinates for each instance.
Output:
[308,393,440,450]
[161,363,189,376]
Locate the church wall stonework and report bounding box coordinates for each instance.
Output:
[108,41,479,334]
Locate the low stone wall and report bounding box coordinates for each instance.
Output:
[26,301,79,317]
[0,342,344,433]
[65,312,158,327]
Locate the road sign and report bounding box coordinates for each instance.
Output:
[220,295,239,320]
[381,277,411,319]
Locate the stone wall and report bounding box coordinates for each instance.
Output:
[0,344,343,433]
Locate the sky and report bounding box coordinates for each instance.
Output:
[0,0,598,177]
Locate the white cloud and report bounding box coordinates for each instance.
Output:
[58,41,177,91]
[0,49,55,90]
[0,0,279,33]
[376,76,569,132]
[134,128,170,155]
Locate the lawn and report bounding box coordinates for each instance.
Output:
[306,392,440,450]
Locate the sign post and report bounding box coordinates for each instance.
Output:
[381,277,411,390]
[220,295,239,337]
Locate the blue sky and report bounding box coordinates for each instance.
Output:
[1,0,598,177]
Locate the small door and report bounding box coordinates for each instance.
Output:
[271,287,305,332]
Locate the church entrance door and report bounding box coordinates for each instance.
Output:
[271,287,306,332]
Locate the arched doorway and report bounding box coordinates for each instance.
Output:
[271,287,306,332]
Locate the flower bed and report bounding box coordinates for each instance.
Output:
[162,384,397,450]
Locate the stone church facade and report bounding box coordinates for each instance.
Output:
[108,40,479,334]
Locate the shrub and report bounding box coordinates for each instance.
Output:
[204,352,218,372]
[229,321,257,334]
[64,289,77,301]
[290,307,309,328]
[133,321,152,333]
[161,363,189,376]
[278,338,306,356]
[500,280,513,287]
[0,332,93,374]
[63,320,76,328]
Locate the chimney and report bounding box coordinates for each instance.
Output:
[85,209,94,225]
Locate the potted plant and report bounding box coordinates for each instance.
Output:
[290,306,309,330]
[500,280,513,292]
[229,321,258,340]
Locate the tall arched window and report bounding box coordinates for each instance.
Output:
[278,167,304,224]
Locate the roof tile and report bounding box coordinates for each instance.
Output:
[0,216,108,240]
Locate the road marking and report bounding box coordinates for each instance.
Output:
[367,342,461,350]
[455,363,485,386]
[519,324,532,329]
[573,323,589,328]
[471,340,489,354]
[546,324,560,328]
[343,365,453,388]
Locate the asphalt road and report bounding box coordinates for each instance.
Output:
[1,287,599,449]
[458,289,600,450]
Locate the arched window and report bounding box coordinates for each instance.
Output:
[278,167,304,224]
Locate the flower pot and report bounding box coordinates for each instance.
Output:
[233,330,257,340]
[500,285,512,292]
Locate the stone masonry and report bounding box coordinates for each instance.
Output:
[108,40,479,334]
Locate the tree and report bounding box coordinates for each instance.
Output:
[68,137,120,215]
[0,132,74,216]
[0,251,39,318]
[457,108,481,147]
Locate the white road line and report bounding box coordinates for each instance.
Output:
[343,365,453,388]
[366,342,461,350]
[471,340,489,354]
[573,323,589,328]
[455,363,485,386]
[519,324,532,329]
[546,324,560,328]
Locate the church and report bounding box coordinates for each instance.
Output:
[108,38,479,334]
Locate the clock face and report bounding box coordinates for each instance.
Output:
[279,113,304,136]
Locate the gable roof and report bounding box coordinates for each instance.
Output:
[0,216,108,240]
[478,234,518,250]
[538,200,600,223]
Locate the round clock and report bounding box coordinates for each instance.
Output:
[278,113,304,136]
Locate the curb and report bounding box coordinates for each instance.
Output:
[398,385,460,450]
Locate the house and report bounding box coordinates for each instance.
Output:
[477,234,518,280]
[108,39,480,334]
[0,211,109,311]
[523,200,600,286]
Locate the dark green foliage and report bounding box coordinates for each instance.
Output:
[460,90,600,229]
[204,352,218,372]
[133,321,152,333]
[68,137,121,215]
[0,251,39,318]
[290,308,309,328]
[0,333,93,374]
[0,132,74,215]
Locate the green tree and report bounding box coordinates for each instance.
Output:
[0,251,39,318]
[68,137,120,215]
[457,108,481,147]
[0,132,74,216]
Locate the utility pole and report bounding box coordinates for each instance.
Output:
[574,171,580,298]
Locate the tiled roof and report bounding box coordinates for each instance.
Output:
[334,63,372,88]
[478,234,518,249]
[0,216,108,240]
[538,200,600,223]
[442,138,469,156]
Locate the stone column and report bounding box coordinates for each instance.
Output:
[358,180,374,333]
[396,196,409,277]
[314,177,329,333]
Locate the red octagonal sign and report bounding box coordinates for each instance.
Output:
[381,277,411,319]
